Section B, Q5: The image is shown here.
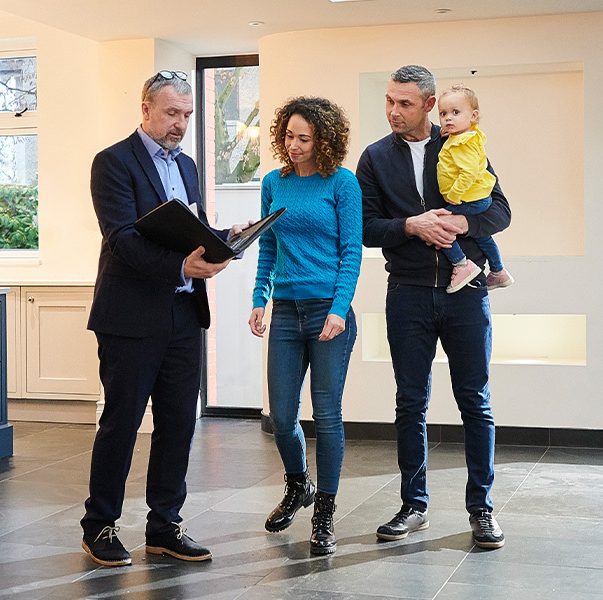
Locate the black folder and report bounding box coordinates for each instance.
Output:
[134,199,286,264]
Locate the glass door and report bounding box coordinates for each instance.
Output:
[196,55,263,415]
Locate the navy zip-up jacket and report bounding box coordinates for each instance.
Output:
[357,124,511,287]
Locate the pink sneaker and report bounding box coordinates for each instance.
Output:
[486,268,515,291]
[447,260,482,293]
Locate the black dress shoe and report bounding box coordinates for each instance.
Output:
[265,470,315,533]
[82,525,131,567]
[146,523,212,561]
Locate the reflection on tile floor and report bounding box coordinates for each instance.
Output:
[1,419,602,599]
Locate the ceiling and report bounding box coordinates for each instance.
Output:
[1,0,602,56]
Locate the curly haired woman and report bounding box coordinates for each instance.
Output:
[249,97,362,555]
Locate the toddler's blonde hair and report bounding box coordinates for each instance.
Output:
[439,84,480,122]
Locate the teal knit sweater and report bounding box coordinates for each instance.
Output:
[252,167,362,319]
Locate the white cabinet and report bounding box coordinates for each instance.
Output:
[23,288,99,397]
[6,286,100,422]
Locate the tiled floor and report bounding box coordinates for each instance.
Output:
[1,419,603,599]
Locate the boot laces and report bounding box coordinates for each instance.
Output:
[94,525,120,544]
[281,477,304,509]
[312,512,333,529]
[312,497,336,529]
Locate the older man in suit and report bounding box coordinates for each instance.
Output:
[81,71,241,566]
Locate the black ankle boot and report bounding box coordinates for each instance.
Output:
[310,491,337,555]
[265,470,315,532]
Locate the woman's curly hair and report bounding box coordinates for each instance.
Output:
[270,96,350,177]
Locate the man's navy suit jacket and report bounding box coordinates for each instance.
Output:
[88,131,226,338]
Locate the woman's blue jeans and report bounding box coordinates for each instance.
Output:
[385,283,495,513]
[267,299,357,495]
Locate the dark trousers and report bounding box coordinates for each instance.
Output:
[81,293,202,538]
[385,283,495,513]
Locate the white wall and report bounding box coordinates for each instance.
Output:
[258,13,603,429]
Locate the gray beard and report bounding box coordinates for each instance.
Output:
[156,135,181,151]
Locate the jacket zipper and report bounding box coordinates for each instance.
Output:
[420,146,439,288]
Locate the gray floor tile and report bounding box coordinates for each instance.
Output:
[10,422,65,438]
[501,463,603,518]
[10,454,94,486]
[436,582,603,600]
[464,534,602,569]
[0,479,87,536]
[43,565,262,600]
[240,585,419,600]
[451,560,603,597]
[489,510,602,544]
[1,419,602,600]
[0,455,56,482]
[540,446,603,466]
[260,556,454,598]
[12,426,95,461]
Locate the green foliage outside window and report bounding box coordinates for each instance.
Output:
[0,184,38,249]
[214,66,260,184]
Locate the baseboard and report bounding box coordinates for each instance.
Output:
[202,407,262,419]
[8,398,96,424]
[260,413,603,448]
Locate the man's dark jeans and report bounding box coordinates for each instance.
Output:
[385,282,495,513]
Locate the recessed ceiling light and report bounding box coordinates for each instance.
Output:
[248,21,265,26]
[435,8,452,13]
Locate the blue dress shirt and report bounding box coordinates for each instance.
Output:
[137,126,193,292]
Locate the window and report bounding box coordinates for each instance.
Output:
[0,53,38,251]
[213,64,260,184]
[198,55,260,187]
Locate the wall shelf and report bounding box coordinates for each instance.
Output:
[361,313,587,367]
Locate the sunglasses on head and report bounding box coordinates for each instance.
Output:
[149,70,188,86]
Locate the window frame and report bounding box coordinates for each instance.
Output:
[0,48,38,256]
[0,49,37,127]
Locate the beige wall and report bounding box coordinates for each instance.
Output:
[259,13,603,429]
[0,12,194,285]
[98,39,155,149]
[0,10,101,284]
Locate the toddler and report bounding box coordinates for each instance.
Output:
[437,84,514,293]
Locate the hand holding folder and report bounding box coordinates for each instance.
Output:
[134,199,286,264]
